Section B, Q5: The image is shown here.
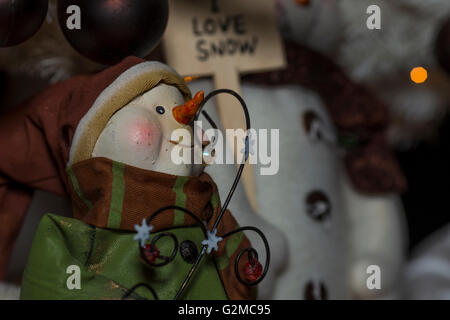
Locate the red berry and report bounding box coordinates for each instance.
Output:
[143,244,160,263]
[244,260,263,282]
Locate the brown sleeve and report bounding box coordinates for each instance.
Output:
[345,133,407,194]
[0,96,64,279]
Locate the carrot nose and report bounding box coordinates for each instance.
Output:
[173,91,204,125]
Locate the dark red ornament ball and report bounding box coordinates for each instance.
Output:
[0,0,48,47]
[243,260,263,282]
[57,0,169,65]
[143,244,160,264]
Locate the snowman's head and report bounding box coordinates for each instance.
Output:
[92,84,204,177]
[69,61,205,177]
[276,0,341,53]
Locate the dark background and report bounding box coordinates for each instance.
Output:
[397,113,450,251]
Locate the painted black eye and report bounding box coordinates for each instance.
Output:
[156,106,165,115]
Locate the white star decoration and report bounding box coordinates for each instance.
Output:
[133,218,154,248]
[202,228,223,254]
[240,135,255,161]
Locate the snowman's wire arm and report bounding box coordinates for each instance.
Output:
[193,89,251,229]
[221,226,271,286]
[173,89,252,300]
[200,110,218,130]
[123,89,270,300]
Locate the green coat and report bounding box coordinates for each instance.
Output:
[20,158,253,300]
[21,214,228,300]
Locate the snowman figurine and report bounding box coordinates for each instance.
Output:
[15,57,264,300]
[188,0,407,299]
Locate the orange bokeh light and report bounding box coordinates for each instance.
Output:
[410,67,428,84]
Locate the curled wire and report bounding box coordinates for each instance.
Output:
[193,89,251,229]
[145,205,208,235]
[139,205,208,267]
[140,232,179,267]
[170,89,255,299]
[220,226,270,286]
[122,283,159,300]
[123,205,208,300]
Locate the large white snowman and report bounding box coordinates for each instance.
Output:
[188,0,407,299]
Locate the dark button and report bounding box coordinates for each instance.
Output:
[180,240,198,264]
[304,280,328,300]
[302,110,324,141]
[305,190,331,221]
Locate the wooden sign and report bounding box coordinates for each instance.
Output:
[163,0,286,213]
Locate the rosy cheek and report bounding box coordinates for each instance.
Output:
[128,120,161,147]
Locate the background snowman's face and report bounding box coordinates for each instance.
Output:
[92,83,197,176]
[275,0,341,53]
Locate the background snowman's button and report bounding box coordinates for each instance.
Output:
[305,190,332,222]
[302,110,325,141]
[302,110,336,144]
[304,279,328,300]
